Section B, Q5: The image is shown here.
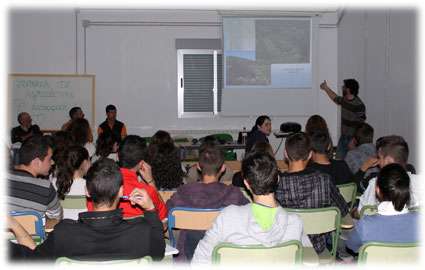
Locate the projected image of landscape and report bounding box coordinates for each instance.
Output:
[223,17,312,88]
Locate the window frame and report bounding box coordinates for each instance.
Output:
[177,49,222,118]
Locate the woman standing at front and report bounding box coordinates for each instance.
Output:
[245,115,272,153]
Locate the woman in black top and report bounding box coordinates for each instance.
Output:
[245,115,271,153]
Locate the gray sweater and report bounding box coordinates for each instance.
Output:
[192,203,310,265]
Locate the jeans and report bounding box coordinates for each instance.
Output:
[335,134,353,160]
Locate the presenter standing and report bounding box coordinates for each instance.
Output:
[245,115,271,153]
[320,79,366,159]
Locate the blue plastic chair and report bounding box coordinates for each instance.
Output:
[9,211,46,240]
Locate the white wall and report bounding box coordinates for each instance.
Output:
[337,8,419,170]
[8,7,340,160]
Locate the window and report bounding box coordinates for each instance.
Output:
[177,50,222,118]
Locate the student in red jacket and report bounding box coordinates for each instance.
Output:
[87,135,167,221]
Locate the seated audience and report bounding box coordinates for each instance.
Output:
[91,131,119,163]
[306,129,355,186]
[66,118,96,158]
[245,115,271,153]
[166,142,249,262]
[344,123,380,191]
[146,130,173,164]
[7,135,62,225]
[53,145,92,219]
[11,112,42,144]
[149,142,185,189]
[305,114,333,160]
[86,135,167,220]
[232,141,276,188]
[8,158,165,262]
[186,136,233,183]
[347,163,420,253]
[274,132,349,254]
[192,151,310,265]
[61,107,93,142]
[352,135,423,219]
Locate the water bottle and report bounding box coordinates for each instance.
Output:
[242,127,247,144]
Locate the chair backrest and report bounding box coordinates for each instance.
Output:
[336,182,357,211]
[360,205,378,218]
[158,189,177,203]
[167,207,223,247]
[61,195,87,209]
[285,207,341,260]
[55,256,152,265]
[9,211,45,240]
[212,240,303,264]
[358,241,420,264]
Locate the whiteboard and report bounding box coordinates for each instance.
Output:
[8,74,95,132]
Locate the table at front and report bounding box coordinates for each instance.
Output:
[178,144,245,161]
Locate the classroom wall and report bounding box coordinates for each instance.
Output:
[337,8,419,170]
[8,7,341,160]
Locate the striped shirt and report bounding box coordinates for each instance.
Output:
[334,95,366,136]
[275,168,349,254]
[7,169,62,221]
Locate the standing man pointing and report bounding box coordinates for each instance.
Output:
[320,79,366,159]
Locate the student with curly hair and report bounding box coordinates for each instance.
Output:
[149,142,185,189]
[91,131,120,163]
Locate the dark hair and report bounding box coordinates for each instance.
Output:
[198,143,225,177]
[305,114,330,137]
[344,79,359,96]
[105,104,117,113]
[56,145,89,200]
[376,135,409,168]
[146,130,173,164]
[86,158,123,208]
[66,118,91,146]
[285,132,312,161]
[250,115,271,133]
[376,163,410,211]
[200,136,219,152]
[17,112,27,124]
[309,129,330,154]
[150,142,184,189]
[118,135,147,169]
[354,123,374,145]
[95,131,119,158]
[18,135,50,166]
[52,131,74,163]
[251,141,274,157]
[69,107,81,118]
[242,152,279,196]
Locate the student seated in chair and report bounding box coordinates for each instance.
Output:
[167,142,249,262]
[306,129,355,186]
[347,163,420,253]
[8,158,165,262]
[274,132,349,255]
[191,151,310,265]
